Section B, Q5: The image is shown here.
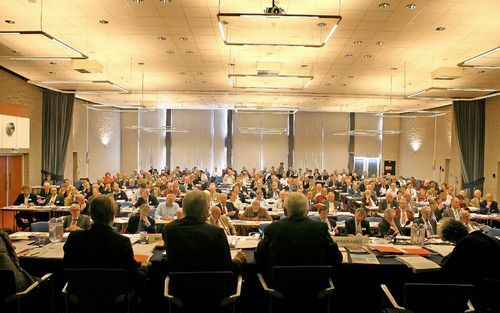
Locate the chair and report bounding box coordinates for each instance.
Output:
[157,198,166,204]
[62,269,134,313]
[366,216,382,223]
[258,266,334,313]
[258,222,271,235]
[475,278,500,313]
[336,216,351,222]
[30,222,49,232]
[164,271,242,313]
[119,201,133,208]
[0,270,53,313]
[381,283,474,313]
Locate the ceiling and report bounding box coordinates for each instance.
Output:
[0,0,499,112]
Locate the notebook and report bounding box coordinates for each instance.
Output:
[395,255,441,273]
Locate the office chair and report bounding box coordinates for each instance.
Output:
[381,283,474,313]
[367,216,382,223]
[475,278,500,313]
[164,271,242,313]
[30,222,49,232]
[258,266,334,313]
[0,270,53,313]
[62,268,134,313]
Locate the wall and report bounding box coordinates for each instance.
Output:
[382,117,401,175]
[121,112,139,174]
[484,96,500,199]
[139,110,166,170]
[0,69,42,186]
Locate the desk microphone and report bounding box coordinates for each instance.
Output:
[391,220,411,243]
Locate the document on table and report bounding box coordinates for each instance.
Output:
[426,244,455,257]
[350,253,379,264]
[132,242,157,256]
[395,255,441,273]
[227,236,260,249]
[29,242,65,258]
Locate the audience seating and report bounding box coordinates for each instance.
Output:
[381,283,474,313]
[258,266,334,313]
[30,222,48,232]
[0,270,53,313]
[164,271,242,313]
[62,269,134,313]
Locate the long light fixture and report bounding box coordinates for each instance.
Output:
[126,125,189,133]
[239,127,287,135]
[458,46,500,69]
[332,130,400,136]
[85,104,155,113]
[228,74,313,90]
[28,80,128,94]
[407,87,500,101]
[378,111,447,118]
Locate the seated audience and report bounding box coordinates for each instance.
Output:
[134,188,159,208]
[75,193,90,215]
[0,230,35,292]
[459,210,482,233]
[38,182,52,203]
[378,208,402,237]
[479,193,498,214]
[344,208,372,236]
[394,198,414,227]
[321,192,337,213]
[112,182,128,201]
[314,206,337,234]
[64,185,79,206]
[348,182,362,197]
[239,200,272,221]
[470,189,482,208]
[378,192,398,211]
[63,204,91,232]
[216,193,238,218]
[253,190,268,210]
[126,204,156,234]
[442,197,462,220]
[208,183,220,204]
[415,206,437,237]
[162,190,245,271]
[228,191,244,212]
[208,206,237,236]
[360,188,378,208]
[155,193,180,220]
[266,182,281,200]
[13,185,38,230]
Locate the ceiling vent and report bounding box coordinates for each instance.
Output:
[72,59,103,74]
[431,67,465,81]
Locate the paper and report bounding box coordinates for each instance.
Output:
[426,244,455,257]
[395,255,440,272]
[341,252,349,263]
[350,253,379,264]
[235,238,259,249]
[31,242,65,258]
[132,242,157,256]
[230,249,241,259]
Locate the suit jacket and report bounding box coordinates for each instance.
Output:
[207,215,237,236]
[344,218,372,236]
[13,193,37,206]
[310,216,337,232]
[239,207,272,221]
[479,200,499,214]
[378,218,402,237]
[44,194,64,206]
[113,190,128,201]
[63,214,91,230]
[38,189,51,199]
[361,194,379,207]
[216,202,239,218]
[414,218,437,236]
[255,216,342,268]
[134,195,159,208]
[321,199,337,212]
[378,199,398,211]
[0,231,35,292]
[470,197,481,209]
[125,215,156,234]
[266,189,281,200]
[162,217,236,272]
[394,208,414,222]
[442,208,461,220]
[348,188,362,197]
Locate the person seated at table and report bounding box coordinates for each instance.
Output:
[134,188,159,208]
[208,183,220,204]
[13,185,38,230]
[208,206,236,236]
[44,186,64,206]
[0,230,36,292]
[414,206,437,237]
[14,185,38,207]
[313,206,337,234]
[251,179,267,198]
[179,175,193,193]
[458,190,470,207]
[37,181,52,204]
[126,204,156,234]
[379,192,398,212]
[344,208,372,236]
[111,182,128,201]
[216,193,238,219]
[64,185,79,206]
[360,188,378,208]
[222,169,236,185]
[348,182,362,197]
[439,217,500,307]
[266,182,281,200]
[63,203,91,232]
[378,208,402,237]
[162,190,245,271]
[255,192,342,270]
[239,200,272,221]
[479,193,499,214]
[228,191,244,213]
[470,189,482,208]
[442,197,462,220]
[155,193,180,220]
[428,199,442,222]
[394,198,414,231]
[321,191,337,213]
[416,187,428,202]
[254,190,268,210]
[74,193,90,215]
[459,210,482,233]
[275,190,287,210]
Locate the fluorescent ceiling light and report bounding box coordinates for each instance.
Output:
[458,46,500,69]
[332,130,400,136]
[239,127,287,135]
[28,80,128,94]
[378,111,447,118]
[228,73,313,90]
[407,87,500,101]
[125,125,189,133]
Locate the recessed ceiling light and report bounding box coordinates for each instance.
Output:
[99,19,109,24]
[201,80,207,83]
[353,40,363,45]
[378,3,390,9]
[4,20,15,24]
[317,22,327,27]
[221,20,229,25]
[185,50,193,54]
[159,0,171,3]
[138,62,145,65]
[228,63,235,67]
[49,71,55,74]
[179,36,188,41]
[344,54,353,58]
[341,83,347,86]
[325,83,331,86]
[165,50,175,54]
[390,67,398,70]
[376,40,384,45]
[11,50,18,54]
[477,70,486,73]
[300,64,309,68]
[436,26,446,31]
[331,74,336,78]
[364,54,372,59]
[179,72,185,75]
[197,72,203,75]
[405,3,417,10]
[157,36,166,41]
[133,0,144,3]
[49,61,57,65]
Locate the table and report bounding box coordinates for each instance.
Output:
[1,206,71,230]
[470,213,500,227]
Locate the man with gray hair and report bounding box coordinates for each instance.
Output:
[162,190,245,271]
[255,192,342,267]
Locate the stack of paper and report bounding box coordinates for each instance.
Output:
[350,253,379,264]
[426,245,455,257]
[395,255,441,273]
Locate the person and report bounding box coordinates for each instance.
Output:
[63,204,91,232]
[239,200,272,221]
[378,192,398,211]
[162,190,245,272]
[428,199,441,222]
[442,197,462,220]
[414,206,437,237]
[459,210,482,233]
[134,188,159,208]
[216,193,238,218]
[314,205,337,234]
[222,169,235,185]
[254,190,268,209]
[38,182,52,204]
[321,192,337,213]
[155,193,179,220]
[470,189,482,208]
[64,185,79,206]
[344,208,372,236]
[208,183,220,204]
[112,182,128,201]
[360,188,378,208]
[439,218,500,307]
[378,208,402,237]
[13,186,38,230]
[479,193,498,214]
[394,198,414,226]
[266,182,280,200]
[44,186,64,206]
[63,195,146,285]
[276,190,287,210]
[255,192,342,268]
[75,194,90,215]
[126,204,156,234]
[348,182,362,197]
[207,206,237,236]
[0,230,36,292]
[228,191,244,212]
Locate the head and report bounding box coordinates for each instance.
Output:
[43,182,51,190]
[209,183,216,193]
[139,204,150,218]
[386,192,394,202]
[50,186,58,196]
[354,208,366,223]
[182,190,210,220]
[429,199,437,211]
[70,203,81,218]
[140,188,150,199]
[279,190,286,201]
[365,189,372,197]
[112,182,120,192]
[399,198,407,209]
[272,183,279,192]
[166,193,175,205]
[90,195,117,226]
[229,192,237,202]
[255,190,264,200]
[219,193,227,204]
[451,197,460,209]
[210,206,222,220]
[318,206,328,219]
[251,200,261,212]
[384,208,395,222]
[473,189,482,198]
[459,210,471,224]
[284,192,308,218]
[21,185,30,196]
[439,218,468,244]
[327,192,335,202]
[421,206,431,220]
[485,193,494,202]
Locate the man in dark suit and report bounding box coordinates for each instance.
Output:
[162,190,245,272]
[255,192,342,268]
[37,182,52,204]
[378,208,402,237]
[63,204,91,232]
[344,208,372,236]
[13,185,38,230]
[360,188,378,208]
[125,204,156,234]
[44,186,64,206]
[378,192,398,211]
[134,188,159,208]
[479,193,499,214]
[111,182,128,201]
[216,193,239,219]
[414,206,437,237]
[311,205,337,233]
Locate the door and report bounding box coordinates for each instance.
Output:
[354,157,380,177]
[8,155,23,205]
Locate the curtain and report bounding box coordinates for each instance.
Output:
[41,90,74,183]
[453,99,485,194]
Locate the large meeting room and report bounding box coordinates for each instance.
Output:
[1,0,499,312]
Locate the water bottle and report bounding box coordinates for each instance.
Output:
[410,223,426,246]
[48,217,64,242]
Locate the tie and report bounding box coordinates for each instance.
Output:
[221,204,226,214]
[400,210,407,225]
[426,220,434,236]
[71,218,77,226]
[356,222,362,235]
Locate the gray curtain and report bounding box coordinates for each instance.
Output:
[41,90,74,183]
[453,99,485,194]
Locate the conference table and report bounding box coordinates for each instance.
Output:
[1,205,72,231]
[10,230,452,313]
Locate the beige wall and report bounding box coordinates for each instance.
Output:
[484,96,500,199]
[121,112,139,175]
[382,117,401,175]
[0,69,42,186]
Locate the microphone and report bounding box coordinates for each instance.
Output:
[391,220,411,243]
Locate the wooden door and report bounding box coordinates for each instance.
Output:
[8,155,23,205]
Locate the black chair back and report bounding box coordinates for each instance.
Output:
[168,271,235,313]
[475,278,500,313]
[63,268,132,313]
[0,269,16,303]
[404,283,473,313]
